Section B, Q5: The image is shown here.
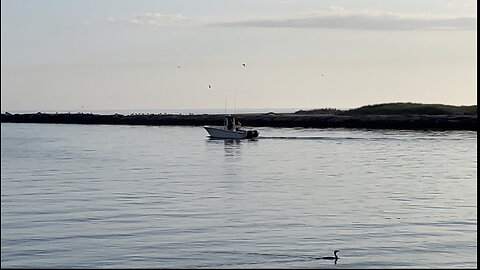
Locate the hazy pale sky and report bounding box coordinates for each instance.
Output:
[1,0,477,112]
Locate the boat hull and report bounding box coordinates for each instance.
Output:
[204,126,258,139]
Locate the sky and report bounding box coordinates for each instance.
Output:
[1,0,477,112]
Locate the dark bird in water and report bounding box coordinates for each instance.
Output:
[177,66,181,68]
[209,84,212,89]
[320,250,339,260]
[242,63,246,67]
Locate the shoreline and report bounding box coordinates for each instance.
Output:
[1,112,477,131]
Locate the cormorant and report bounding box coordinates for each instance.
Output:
[321,250,339,260]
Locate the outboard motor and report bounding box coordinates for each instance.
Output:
[246,130,259,139]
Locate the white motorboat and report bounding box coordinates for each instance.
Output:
[204,115,259,139]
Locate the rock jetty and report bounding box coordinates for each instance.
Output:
[1,112,477,131]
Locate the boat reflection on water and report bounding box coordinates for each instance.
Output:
[206,136,259,158]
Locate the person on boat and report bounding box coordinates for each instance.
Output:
[236,120,242,130]
[226,116,234,130]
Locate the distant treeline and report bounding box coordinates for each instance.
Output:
[295,103,477,116]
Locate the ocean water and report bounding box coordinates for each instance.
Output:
[1,123,477,268]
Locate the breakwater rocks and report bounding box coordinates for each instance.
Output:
[1,112,477,131]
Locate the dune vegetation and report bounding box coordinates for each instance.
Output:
[295,102,477,116]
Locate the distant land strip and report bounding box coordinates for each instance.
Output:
[1,112,477,131]
[2,103,477,131]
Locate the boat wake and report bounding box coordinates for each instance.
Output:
[258,136,375,141]
[257,135,463,142]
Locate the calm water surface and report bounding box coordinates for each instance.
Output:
[1,123,477,268]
